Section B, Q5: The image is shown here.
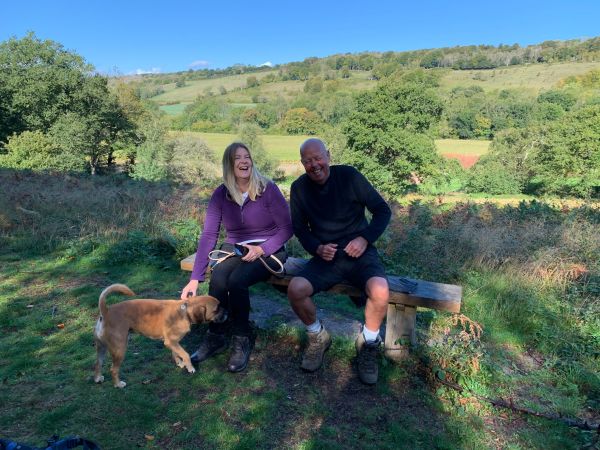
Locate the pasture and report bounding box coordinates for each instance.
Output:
[171,132,491,171]
[1,168,598,449]
[152,70,278,104]
[440,61,600,94]
[150,61,600,112]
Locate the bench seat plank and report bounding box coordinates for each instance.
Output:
[180,254,461,313]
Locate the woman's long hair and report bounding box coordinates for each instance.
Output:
[222,142,269,206]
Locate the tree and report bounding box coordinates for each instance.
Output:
[529,105,600,197]
[340,81,445,194]
[237,124,280,179]
[0,33,133,173]
[280,108,322,134]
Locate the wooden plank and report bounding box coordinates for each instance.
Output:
[180,253,196,272]
[181,254,462,313]
[384,304,416,362]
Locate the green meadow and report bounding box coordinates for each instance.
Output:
[171,132,491,165]
[152,70,278,104]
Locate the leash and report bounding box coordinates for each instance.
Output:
[0,435,100,450]
[208,249,285,277]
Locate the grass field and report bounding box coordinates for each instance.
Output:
[440,61,600,95]
[1,169,598,449]
[171,131,310,161]
[159,103,192,115]
[152,70,278,104]
[150,61,600,110]
[173,132,491,170]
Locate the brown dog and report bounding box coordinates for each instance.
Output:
[94,284,224,388]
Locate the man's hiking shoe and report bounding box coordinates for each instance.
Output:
[227,335,253,372]
[191,330,227,364]
[301,326,331,372]
[355,332,381,385]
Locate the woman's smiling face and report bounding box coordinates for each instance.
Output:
[233,146,253,182]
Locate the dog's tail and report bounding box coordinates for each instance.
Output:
[99,284,136,317]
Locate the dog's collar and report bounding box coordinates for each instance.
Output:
[182,301,194,323]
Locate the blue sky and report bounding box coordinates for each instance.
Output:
[1,1,598,75]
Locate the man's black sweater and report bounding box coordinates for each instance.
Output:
[290,165,391,256]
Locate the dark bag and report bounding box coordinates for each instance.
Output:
[0,435,100,450]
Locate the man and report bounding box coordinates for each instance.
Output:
[288,138,391,384]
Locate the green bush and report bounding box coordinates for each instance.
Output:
[0,130,86,172]
[465,160,523,195]
[167,135,220,186]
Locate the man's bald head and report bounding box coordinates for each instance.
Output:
[300,138,328,158]
[299,138,331,185]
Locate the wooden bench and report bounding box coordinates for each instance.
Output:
[181,254,462,362]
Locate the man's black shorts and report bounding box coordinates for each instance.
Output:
[298,245,387,294]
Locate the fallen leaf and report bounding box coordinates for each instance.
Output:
[57,323,65,329]
[142,379,151,385]
[144,435,154,441]
[27,305,34,308]
[172,422,181,427]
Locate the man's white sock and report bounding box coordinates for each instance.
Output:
[363,325,380,343]
[306,319,322,334]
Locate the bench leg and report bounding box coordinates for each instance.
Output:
[384,304,416,362]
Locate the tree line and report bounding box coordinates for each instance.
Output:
[1,33,598,198]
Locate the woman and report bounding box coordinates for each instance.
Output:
[181,142,292,372]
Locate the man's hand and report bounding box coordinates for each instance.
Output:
[241,244,265,262]
[181,279,200,299]
[344,236,368,258]
[316,243,338,261]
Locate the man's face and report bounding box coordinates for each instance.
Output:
[300,143,330,185]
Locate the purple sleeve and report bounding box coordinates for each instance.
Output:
[190,187,224,281]
[259,183,293,256]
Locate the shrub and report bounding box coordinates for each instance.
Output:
[465,160,523,195]
[0,130,86,172]
[167,135,219,186]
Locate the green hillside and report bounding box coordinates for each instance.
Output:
[156,61,600,115]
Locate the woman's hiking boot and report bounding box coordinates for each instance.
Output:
[227,335,253,372]
[301,326,331,372]
[190,330,227,364]
[355,332,381,385]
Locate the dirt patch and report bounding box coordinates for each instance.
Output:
[250,293,362,338]
[441,153,480,169]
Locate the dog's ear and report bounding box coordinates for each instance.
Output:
[189,304,207,324]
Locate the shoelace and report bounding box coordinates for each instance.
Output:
[359,344,379,373]
[305,333,326,357]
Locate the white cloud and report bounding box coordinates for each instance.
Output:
[259,61,273,67]
[189,60,210,68]
[130,67,161,75]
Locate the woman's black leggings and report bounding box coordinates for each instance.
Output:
[207,248,286,336]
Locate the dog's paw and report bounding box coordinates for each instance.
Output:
[114,381,127,388]
[186,366,196,374]
[94,375,105,383]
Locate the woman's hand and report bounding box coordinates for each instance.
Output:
[241,244,265,262]
[181,279,200,299]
